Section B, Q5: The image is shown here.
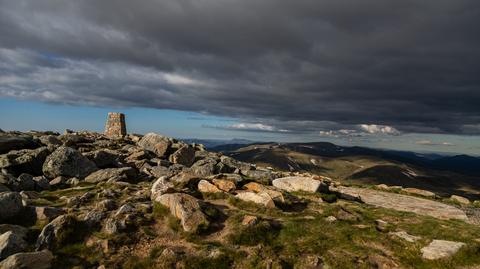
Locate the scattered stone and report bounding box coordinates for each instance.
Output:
[421,240,465,260]
[13,173,35,191]
[85,149,120,168]
[389,231,421,243]
[36,215,78,250]
[272,176,321,193]
[137,133,171,157]
[375,219,389,232]
[241,215,258,226]
[403,188,436,198]
[0,147,50,176]
[150,177,175,201]
[235,191,276,208]
[153,193,209,232]
[0,250,53,269]
[39,135,62,146]
[212,179,236,192]
[243,182,285,203]
[35,206,65,221]
[42,146,98,178]
[48,176,67,188]
[0,225,28,240]
[0,192,23,222]
[169,145,195,167]
[33,176,50,191]
[325,216,337,223]
[84,167,137,183]
[198,179,222,193]
[0,135,38,154]
[0,184,10,192]
[0,231,27,260]
[103,218,126,235]
[96,199,117,212]
[242,168,274,184]
[450,195,470,205]
[333,186,468,221]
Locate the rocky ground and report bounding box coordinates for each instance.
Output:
[1,130,480,269]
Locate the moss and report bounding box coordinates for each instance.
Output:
[152,202,170,218]
[320,193,338,203]
[227,220,280,246]
[182,253,234,269]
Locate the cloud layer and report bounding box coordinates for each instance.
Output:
[1,0,479,135]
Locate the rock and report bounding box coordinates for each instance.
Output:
[103,218,126,235]
[0,192,23,222]
[153,193,209,232]
[219,156,252,173]
[333,186,468,221]
[235,191,275,208]
[0,225,28,240]
[243,182,284,203]
[272,176,321,193]
[83,210,106,228]
[389,231,421,243]
[241,215,258,226]
[42,146,98,178]
[137,133,171,157]
[198,180,222,193]
[0,147,50,176]
[150,177,175,201]
[169,145,195,167]
[325,216,337,222]
[36,215,78,250]
[150,164,185,179]
[12,173,35,191]
[367,254,400,269]
[0,184,10,193]
[243,168,275,184]
[0,231,27,259]
[39,135,62,146]
[421,240,465,260]
[33,176,50,191]
[402,188,436,198]
[0,135,38,154]
[375,219,389,232]
[96,199,117,212]
[48,176,67,188]
[212,179,236,192]
[450,195,470,205]
[296,254,324,269]
[0,250,53,269]
[84,149,120,168]
[35,206,65,221]
[84,167,137,183]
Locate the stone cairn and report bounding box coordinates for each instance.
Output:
[104,112,126,138]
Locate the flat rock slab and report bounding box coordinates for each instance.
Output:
[272,176,321,193]
[336,187,468,221]
[421,240,466,260]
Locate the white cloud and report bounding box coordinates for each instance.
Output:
[206,122,290,133]
[359,124,400,135]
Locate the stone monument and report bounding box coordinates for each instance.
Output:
[104,112,126,138]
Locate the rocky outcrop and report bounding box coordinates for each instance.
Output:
[198,180,222,193]
[421,240,465,260]
[137,133,171,157]
[402,188,436,198]
[42,147,98,178]
[212,179,236,192]
[0,147,50,176]
[36,215,78,250]
[272,176,321,193]
[0,135,38,154]
[0,250,53,269]
[150,177,175,201]
[153,193,209,232]
[0,192,23,222]
[450,195,470,205]
[333,186,468,221]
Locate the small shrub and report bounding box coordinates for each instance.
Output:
[152,202,170,218]
[321,193,337,203]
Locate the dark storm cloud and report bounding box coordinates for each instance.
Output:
[1,0,480,134]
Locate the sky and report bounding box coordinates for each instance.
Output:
[0,0,479,155]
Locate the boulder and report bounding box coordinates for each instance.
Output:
[84,149,120,168]
[0,231,27,259]
[84,167,137,183]
[241,215,258,226]
[212,179,236,192]
[235,191,275,208]
[0,147,50,176]
[42,146,98,178]
[12,173,35,191]
[137,133,171,157]
[243,168,275,184]
[272,176,321,193]
[0,135,38,154]
[243,182,284,203]
[150,177,176,201]
[169,146,195,167]
[149,164,185,179]
[39,135,62,146]
[0,184,10,193]
[33,176,50,191]
[0,225,28,240]
[198,180,221,193]
[0,250,53,269]
[389,231,421,243]
[153,193,209,232]
[36,215,78,250]
[450,195,470,205]
[421,240,465,260]
[402,188,436,198]
[0,192,23,222]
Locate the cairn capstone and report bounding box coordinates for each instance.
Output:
[104,112,126,138]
